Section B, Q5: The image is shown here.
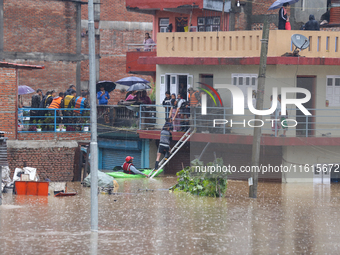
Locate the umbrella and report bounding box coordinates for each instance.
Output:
[96,81,116,93]
[268,0,299,10]
[116,76,149,86]
[126,83,151,92]
[18,85,35,95]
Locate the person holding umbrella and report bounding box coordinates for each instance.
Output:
[97,85,110,105]
[278,3,289,30]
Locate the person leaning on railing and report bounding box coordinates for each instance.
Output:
[74,91,90,131]
[63,90,77,128]
[30,89,43,124]
[143,32,155,52]
[48,92,65,125]
[187,87,201,128]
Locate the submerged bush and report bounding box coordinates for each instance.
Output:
[170,158,228,197]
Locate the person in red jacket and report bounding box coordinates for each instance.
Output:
[122,156,148,177]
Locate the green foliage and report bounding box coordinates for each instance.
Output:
[170,158,228,197]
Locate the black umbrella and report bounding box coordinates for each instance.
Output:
[96,81,116,93]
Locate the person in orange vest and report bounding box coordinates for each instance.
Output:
[74,91,90,131]
[48,92,65,109]
[187,87,201,128]
[48,92,65,126]
[122,156,148,177]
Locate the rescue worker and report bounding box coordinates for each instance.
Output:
[122,156,148,177]
[48,92,65,125]
[65,84,76,96]
[63,90,77,126]
[74,91,90,131]
[187,87,201,128]
[45,90,56,108]
[154,123,172,170]
[48,92,65,109]
[30,89,43,124]
[38,91,53,128]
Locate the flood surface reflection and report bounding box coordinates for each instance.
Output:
[1,178,340,254]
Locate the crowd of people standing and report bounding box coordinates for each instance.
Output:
[162,87,201,132]
[28,85,90,131]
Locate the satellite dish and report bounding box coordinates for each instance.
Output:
[291,34,310,50]
[289,34,310,56]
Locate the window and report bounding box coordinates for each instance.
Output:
[159,18,169,33]
[232,74,258,107]
[326,76,340,106]
[197,17,220,32]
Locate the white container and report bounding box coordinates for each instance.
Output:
[37,128,42,132]
[56,128,61,132]
[62,128,66,132]
[84,126,89,132]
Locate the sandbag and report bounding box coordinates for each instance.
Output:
[83,170,115,187]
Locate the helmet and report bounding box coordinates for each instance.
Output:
[125,156,134,162]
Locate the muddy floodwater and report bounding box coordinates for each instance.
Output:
[1,178,340,254]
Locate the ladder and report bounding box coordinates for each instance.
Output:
[149,128,197,178]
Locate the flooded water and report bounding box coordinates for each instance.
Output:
[1,178,340,254]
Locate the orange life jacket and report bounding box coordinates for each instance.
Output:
[48,97,62,109]
[190,91,199,106]
[74,97,86,114]
[122,162,133,174]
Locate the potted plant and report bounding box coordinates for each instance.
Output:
[56,125,61,132]
[29,120,37,132]
[37,124,42,132]
[61,125,66,132]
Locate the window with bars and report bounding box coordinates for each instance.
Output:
[159,18,169,33]
[197,17,220,32]
[232,74,258,107]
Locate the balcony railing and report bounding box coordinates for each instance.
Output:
[18,108,90,133]
[157,30,340,58]
[139,105,340,138]
[127,43,157,52]
[97,105,157,133]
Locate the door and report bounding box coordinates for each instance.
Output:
[170,75,178,95]
[296,76,316,137]
[160,75,165,103]
[102,149,142,170]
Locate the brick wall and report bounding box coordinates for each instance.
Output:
[80,0,153,89]
[0,68,16,139]
[4,0,77,54]
[8,146,77,181]
[17,61,77,106]
[252,0,278,16]
[81,0,152,22]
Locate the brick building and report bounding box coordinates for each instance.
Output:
[0,62,90,181]
[0,0,154,181]
[0,0,153,106]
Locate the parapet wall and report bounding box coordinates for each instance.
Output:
[7,140,81,182]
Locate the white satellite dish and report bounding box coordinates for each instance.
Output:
[291,34,310,56]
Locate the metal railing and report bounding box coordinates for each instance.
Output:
[127,43,157,52]
[139,105,340,138]
[18,108,91,133]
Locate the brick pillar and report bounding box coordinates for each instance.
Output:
[0,68,17,139]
